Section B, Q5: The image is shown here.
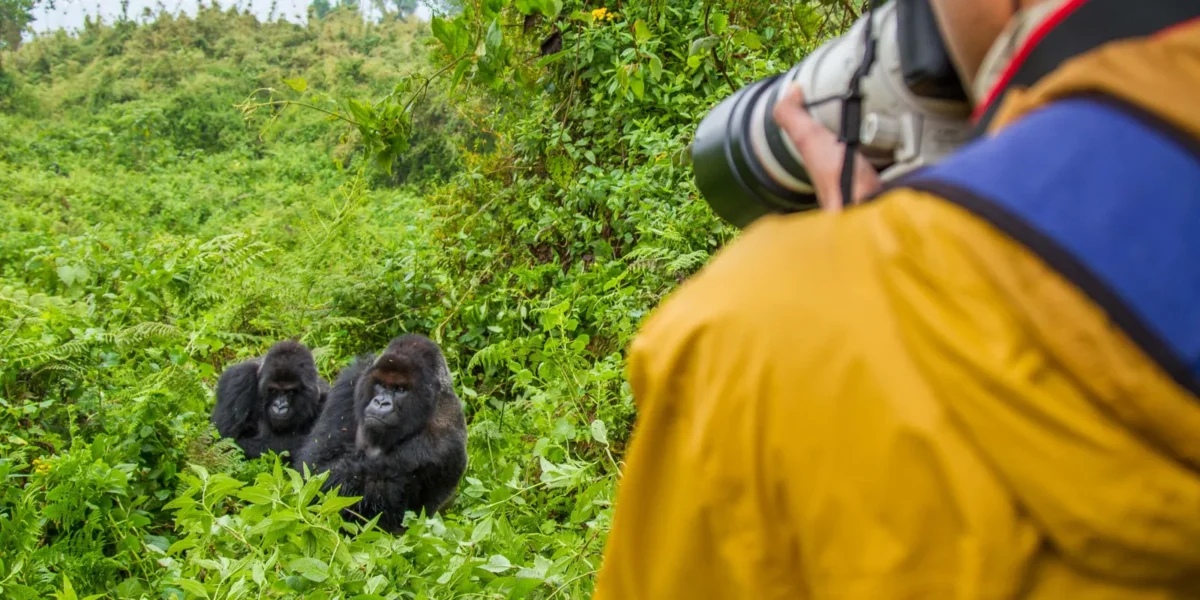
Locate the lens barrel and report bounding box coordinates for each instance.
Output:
[691,74,820,230]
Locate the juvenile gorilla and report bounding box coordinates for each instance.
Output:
[297,334,468,533]
[212,340,329,465]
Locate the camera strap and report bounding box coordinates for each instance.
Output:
[971,0,1200,137]
[838,0,881,207]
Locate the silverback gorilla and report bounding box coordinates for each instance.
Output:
[297,334,468,533]
[212,340,329,465]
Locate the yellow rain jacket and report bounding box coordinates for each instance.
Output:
[593,4,1200,599]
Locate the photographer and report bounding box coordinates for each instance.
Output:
[594,0,1200,598]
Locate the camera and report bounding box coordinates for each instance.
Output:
[690,0,975,229]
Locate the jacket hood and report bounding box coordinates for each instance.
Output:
[988,15,1200,473]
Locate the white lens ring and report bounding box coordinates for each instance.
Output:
[748,86,814,195]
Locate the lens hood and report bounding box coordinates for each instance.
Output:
[691,75,821,229]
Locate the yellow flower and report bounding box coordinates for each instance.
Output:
[32,457,51,475]
[591,7,607,20]
[607,12,617,20]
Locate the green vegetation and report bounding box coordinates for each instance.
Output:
[0,1,855,597]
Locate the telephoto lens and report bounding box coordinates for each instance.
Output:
[690,0,972,229]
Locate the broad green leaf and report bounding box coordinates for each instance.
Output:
[57,575,77,600]
[431,17,455,52]
[649,55,663,80]
[480,554,514,573]
[451,17,470,55]
[167,538,197,556]
[481,0,504,20]
[289,557,331,582]
[282,76,307,92]
[56,264,87,287]
[540,0,563,18]
[634,19,651,43]
[346,98,377,127]
[317,493,362,515]
[365,574,388,594]
[570,479,609,524]
[236,485,274,505]
[485,18,503,57]
[205,474,245,504]
[552,417,574,440]
[188,464,210,481]
[535,49,568,69]
[471,518,494,546]
[741,30,763,50]
[174,579,208,598]
[298,475,325,507]
[539,457,587,488]
[689,35,719,56]
[711,12,729,34]
[590,419,609,445]
[507,577,543,598]
[284,575,311,592]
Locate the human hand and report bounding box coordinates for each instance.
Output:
[771,82,882,211]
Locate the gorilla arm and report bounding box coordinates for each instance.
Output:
[295,357,372,485]
[212,359,262,440]
[400,393,469,516]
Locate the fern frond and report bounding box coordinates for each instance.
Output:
[32,363,85,377]
[116,322,182,348]
[666,250,709,275]
[11,339,91,367]
[0,293,40,317]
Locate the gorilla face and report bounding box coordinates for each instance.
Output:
[354,335,441,451]
[363,381,409,429]
[260,378,304,429]
[257,341,323,434]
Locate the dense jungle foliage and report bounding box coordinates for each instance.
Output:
[0,0,857,597]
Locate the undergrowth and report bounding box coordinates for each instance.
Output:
[0,0,853,597]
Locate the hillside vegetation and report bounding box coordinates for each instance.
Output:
[0,1,851,597]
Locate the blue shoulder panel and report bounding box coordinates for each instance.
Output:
[898,96,1200,395]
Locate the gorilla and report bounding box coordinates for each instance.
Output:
[212,340,329,465]
[296,334,468,533]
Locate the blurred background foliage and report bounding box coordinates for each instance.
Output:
[0,0,858,597]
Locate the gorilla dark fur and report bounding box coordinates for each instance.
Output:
[212,340,329,465]
[297,334,468,533]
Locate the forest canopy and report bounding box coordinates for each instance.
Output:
[0,1,856,597]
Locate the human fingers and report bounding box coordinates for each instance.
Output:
[771,83,882,209]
